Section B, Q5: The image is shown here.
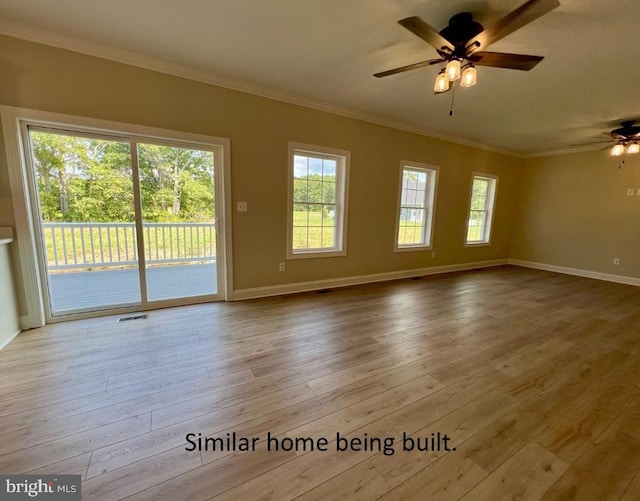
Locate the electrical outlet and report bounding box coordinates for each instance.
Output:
[431,251,436,258]
[627,188,635,197]
[237,201,248,212]
[613,258,621,266]
[496,246,501,253]
[637,188,640,196]
[279,262,285,272]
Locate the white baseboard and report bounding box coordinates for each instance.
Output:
[508,259,640,287]
[232,259,508,300]
[0,329,20,351]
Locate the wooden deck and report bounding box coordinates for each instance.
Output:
[1,266,640,499]
[48,263,217,313]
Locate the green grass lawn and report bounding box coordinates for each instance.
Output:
[466,225,484,242]
[292,212,483,248]
[292,211,336,249]
[46,215,486,266]
[397,221,423,246]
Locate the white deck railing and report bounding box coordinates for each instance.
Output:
[43,222,216,271]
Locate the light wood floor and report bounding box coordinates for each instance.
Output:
[1,265,640,500]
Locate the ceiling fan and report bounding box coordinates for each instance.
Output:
[374,0,560,94]
[571,121,640,157]
[608,121,640,156]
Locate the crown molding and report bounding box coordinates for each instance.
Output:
[0,20,526,159]
[521,142,608,159]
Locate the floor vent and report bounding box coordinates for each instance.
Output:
[118,314,148,323]
[316,289,334,294]
[410,276,424,280]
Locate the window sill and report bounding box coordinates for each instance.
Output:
[394,244,432,253]
[464,241,491,248]
[288,249,346,260]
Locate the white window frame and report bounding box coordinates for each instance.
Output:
[287,142,350,259]
[395,162,439,252]
[465,173,498,246]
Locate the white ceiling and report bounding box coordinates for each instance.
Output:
[1,0,639,155]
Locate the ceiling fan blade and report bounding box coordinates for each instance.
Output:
[398,17,455,53]
[466,0,560,54]
[469,51,544,70]
[374,58,444,78]
[569,140,611,147]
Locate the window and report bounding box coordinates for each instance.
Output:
[396,163,438,250]
[466,174,498,245]
[288,143,349,258]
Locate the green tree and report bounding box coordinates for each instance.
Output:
[137,144,215,222]
[30,132,133,222]
[293,173,335,212]
[30,131,216,223]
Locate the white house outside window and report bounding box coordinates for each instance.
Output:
[396,163,438,250]
[466,174,498,245]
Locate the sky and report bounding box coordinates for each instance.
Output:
[293,154,336,179]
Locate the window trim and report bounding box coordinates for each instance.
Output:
[464,172,498,247]
[287,142,350,259]
[394,161,439,252]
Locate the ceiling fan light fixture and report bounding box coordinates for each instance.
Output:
[626,143,640,154]
[445,59,461,81]
[434,70,450,93]
[460,64,477,88]
[611,144,625,156]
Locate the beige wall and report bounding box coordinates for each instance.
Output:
[0,35,521,318]
[0,243,19,345]
[511,150,640,279]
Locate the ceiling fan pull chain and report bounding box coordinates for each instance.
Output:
[449,82,456,117]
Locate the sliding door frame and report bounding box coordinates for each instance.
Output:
[1,106,233,327]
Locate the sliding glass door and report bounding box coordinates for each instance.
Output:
[137,142,218,301]
[25,126,224,318]
[29,129,142,315]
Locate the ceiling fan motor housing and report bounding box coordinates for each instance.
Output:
[611,121,640,141]
[438,13,483,58]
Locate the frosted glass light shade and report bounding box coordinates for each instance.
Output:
[445,59,461,81]
[434,71,450,93]
[460,66,477,87]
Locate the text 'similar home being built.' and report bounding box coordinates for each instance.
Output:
[0,0,639,499]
